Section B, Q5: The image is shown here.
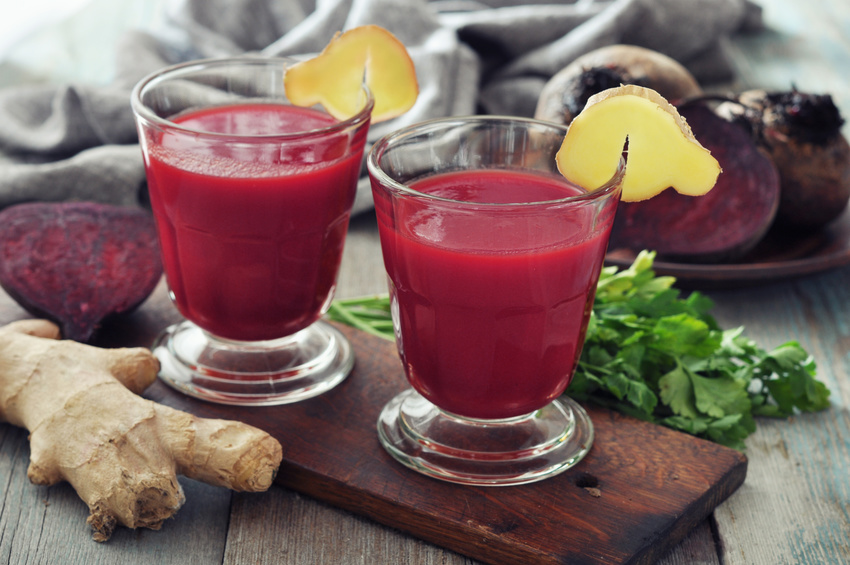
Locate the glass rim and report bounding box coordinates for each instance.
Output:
[366,115,625,208]
[130,55,375,140]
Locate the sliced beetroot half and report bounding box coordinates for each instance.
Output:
[0,202,163,342]
[608,104,781,263]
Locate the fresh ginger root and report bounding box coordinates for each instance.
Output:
[0,319,283,542]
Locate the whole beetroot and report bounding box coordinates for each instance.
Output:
[535,44,703,126]
[718,89,850,231]
[608,104,781,263]
[0,202,163,342]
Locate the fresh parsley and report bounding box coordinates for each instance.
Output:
[328,250,831,449]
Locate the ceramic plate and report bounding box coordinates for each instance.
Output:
[605,207,850,289]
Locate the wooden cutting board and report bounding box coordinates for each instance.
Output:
[146,322,748,565]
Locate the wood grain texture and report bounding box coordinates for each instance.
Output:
[676,3,850,559]
[224,487,477,565]
[143,320,747,565]
[0,255,745,565]
[0,193,844,565]
[0,425,234,565]
[1,1,849,563]
[707,266,850,565]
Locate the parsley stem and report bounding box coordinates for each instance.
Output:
[327,251,829,450]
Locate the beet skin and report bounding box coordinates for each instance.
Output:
[0,202,163,342]
[608,104,781,263]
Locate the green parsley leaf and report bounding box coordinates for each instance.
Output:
[329,250,831,449]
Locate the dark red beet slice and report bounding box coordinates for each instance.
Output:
[0,202,162,342]
[608,104,781,263]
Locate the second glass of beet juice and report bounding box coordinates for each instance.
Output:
[131,57,372,406]
[367,116,624,485]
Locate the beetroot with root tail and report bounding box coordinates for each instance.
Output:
[717,89,850,231]
[0,202,162,342]
[608,104,781,263]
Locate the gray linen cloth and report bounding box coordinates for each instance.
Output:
[0,0,761,214]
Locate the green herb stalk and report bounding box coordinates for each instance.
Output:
[327,251,831,450]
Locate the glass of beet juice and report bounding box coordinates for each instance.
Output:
[367,116,624,485]
[131,57,372,405]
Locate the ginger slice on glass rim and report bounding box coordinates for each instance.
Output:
[284,25,419,123]
[556,85,722,202]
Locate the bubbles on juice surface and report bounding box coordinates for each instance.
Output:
[149,103,349,178]
[149,128,357,179]
[402,170,595,253]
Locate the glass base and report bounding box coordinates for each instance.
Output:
[152,319,353,406]
[377,389,593,486]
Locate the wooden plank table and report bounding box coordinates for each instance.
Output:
[1,0,849,562]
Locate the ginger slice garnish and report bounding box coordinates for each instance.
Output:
[284,25,419,123]
[556,85,721,202]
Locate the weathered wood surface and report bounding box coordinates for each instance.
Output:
[1,0,849,563]
[141,319,747,565]
[1,221,847,564]
[705,3,850,561]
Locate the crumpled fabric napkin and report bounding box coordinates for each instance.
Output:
[0,0,761,214]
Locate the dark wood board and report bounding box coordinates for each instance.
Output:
[145,322,748,565]
[0,278,747,564]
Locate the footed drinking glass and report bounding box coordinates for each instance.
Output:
[132,57,372,405]
[367,116,623,485]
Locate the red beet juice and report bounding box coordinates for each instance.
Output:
[141,103,368,341]
[375,169,616,419]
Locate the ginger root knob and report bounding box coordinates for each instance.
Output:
[0,319,283,542]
